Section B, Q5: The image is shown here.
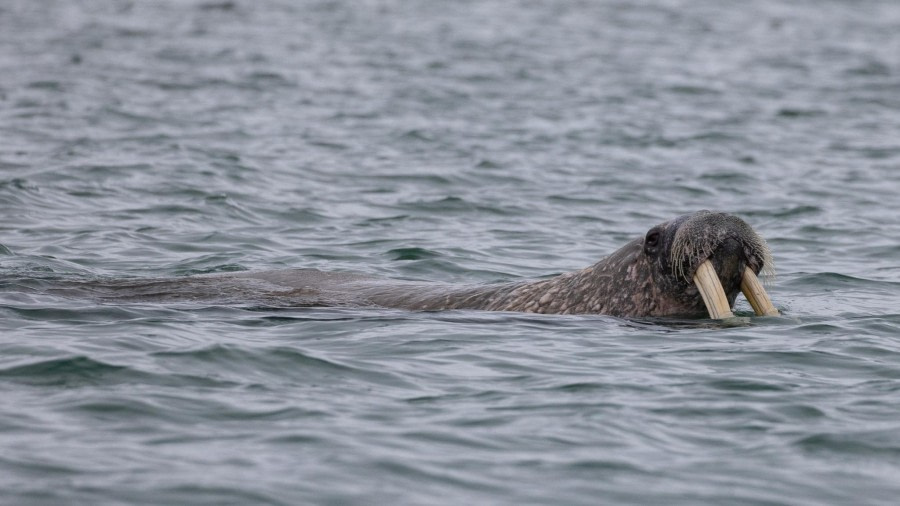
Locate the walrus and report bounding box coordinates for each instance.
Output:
[61,210,778,319]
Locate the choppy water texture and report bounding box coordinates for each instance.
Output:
[2,0,900,504]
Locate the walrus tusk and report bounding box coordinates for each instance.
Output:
[692,260,735,319]
[741,266,779,316]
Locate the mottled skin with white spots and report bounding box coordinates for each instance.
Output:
[347,210,772,317]
[73,211,773,318]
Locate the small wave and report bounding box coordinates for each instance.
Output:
[0,355,236,389]
[795,431,900,457]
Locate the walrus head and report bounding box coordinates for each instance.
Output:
[630,210,777,318]
[476,210,777,318]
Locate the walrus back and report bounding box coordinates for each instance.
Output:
[56,269,522,311]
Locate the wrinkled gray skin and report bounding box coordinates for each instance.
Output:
[72,211,772,318]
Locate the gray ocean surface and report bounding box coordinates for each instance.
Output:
[2,1,900,504]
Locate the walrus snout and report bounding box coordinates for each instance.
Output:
[690,238,749,319]
[669,211,777,318]
[670,211,772,281]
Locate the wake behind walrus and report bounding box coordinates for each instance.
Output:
[56,210,778,319]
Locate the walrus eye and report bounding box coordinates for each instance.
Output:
[644,230,660,255]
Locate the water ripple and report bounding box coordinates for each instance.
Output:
[2,0,900,504]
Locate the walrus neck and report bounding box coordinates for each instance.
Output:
[479,269,588,314]
[480,240,645,315]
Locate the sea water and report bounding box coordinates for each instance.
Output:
[1,1,899,504]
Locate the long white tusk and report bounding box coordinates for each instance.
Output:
[741,266,779,316]
[692,260,735,319]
